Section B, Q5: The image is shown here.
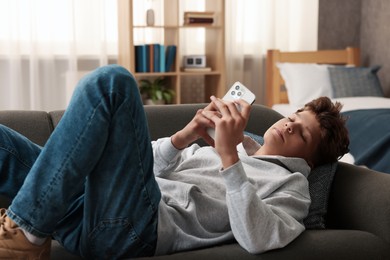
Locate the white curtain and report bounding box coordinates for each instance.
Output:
[0,0,117,111]
[225,0,319,104]
[0,0,317,110]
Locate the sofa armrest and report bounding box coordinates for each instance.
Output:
[327,162,390,244]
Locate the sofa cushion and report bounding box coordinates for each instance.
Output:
[136,230,390,260]
[51,240,81,260]
[49,230,390,260]
[327,162,390,244]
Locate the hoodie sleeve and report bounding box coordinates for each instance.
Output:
[152,137,201,178]
[221,161,310,254]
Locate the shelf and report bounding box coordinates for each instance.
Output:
[132,25,222,30]
[133,25,179,29]
[181,25,222,29]
[180,71,221,76]
[134,72,178,77]
[117,0,226,104]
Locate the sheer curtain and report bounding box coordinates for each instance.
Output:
[0,0,117,111]
[225,0,319,104]
[0,0,317,110]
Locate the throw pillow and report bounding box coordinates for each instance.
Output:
[328,66,384,98]
[303,161,337,229]
[276,63,334,106]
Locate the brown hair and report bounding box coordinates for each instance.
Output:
[297,96,350,167]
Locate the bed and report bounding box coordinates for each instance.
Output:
[266,47,390,174]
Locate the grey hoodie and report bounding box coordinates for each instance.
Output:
[152,137,311,256]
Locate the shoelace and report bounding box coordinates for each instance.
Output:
[0,208,7,224]
[0,208,17,238]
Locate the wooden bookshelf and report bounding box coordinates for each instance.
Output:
[117,0,226,104]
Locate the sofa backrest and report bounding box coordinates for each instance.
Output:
[0,110,54,146]
[0,104,282,208]
[144,104,282,144]
[48,104,283,144]
[0,104,282,146]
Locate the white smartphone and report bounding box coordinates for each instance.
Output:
[207,81,256,139]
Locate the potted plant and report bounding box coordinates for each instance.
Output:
[139,77,175,105]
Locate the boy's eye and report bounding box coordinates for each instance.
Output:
[287,117,293,122]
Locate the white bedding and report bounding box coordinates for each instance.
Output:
[271,96,390,164]
[272,96,390,116]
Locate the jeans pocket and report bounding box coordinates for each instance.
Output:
[88,217,155,259]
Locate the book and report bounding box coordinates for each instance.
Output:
[184,11,215,18]
[183,67,212,72]
[148,44,154,72]
[165,45,177,72]
[153,44,160,72]
[159,45,165,72]
[184,11,215,25]
[134,44,173,73]
[185,17,214,24]
[145,45,150,72]
[135,45,147,72]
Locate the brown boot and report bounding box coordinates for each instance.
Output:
[0,208,51,259]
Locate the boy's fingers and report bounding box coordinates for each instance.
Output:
[236,99,251,118]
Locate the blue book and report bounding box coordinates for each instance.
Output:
[153,44,160,72]
[147,44,153,72]
[159,45,165,72]
[165,45,176,72]
[135,45,147,72]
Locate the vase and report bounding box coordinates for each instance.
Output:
[146,9,155,26]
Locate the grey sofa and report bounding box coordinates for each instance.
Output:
[0,104,389,260]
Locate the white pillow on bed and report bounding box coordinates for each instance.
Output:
[277,63,333,106]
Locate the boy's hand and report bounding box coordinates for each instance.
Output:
[171,102,216,149]
[202,96,251,168]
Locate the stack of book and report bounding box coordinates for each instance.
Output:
[184,11,215,25]
[134,44,176,73]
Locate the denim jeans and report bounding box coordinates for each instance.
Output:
[1,65,161,259]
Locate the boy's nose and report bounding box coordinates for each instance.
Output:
[285,123,293,134]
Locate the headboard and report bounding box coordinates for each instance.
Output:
[265,47,360,107]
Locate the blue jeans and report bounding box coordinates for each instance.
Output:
[1,65,161,259]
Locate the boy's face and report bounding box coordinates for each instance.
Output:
[256,110,322,167]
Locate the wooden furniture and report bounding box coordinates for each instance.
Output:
[117,0,226,104]
[265,47,360,107]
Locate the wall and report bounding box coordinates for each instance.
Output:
[318,0,361,50]
[360,0,390,96]
[318,0,390,96]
